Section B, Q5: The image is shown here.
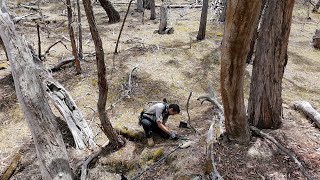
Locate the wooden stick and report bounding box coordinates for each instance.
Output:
[114,0,134,54]
[250,126,313,180]
[186,91,196,133]
[43,40,69,57]
[293,101,320,128]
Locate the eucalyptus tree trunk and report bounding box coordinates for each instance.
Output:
[197,0,209,40]
[83,0,124,147]
[0,2,73,179]
[218,0,227,22]
[66,0,81,74]
[248,0,295,129]
[98,0,120,23]
[220,0,262,144]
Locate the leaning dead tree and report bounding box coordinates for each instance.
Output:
[83,0,124,147]
[0,2,73,179]
[98,0,120,23]
[197,0,209,40]
[66,0,81,74]
[220,0,262,143]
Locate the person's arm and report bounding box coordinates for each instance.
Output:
[156,121,171,135]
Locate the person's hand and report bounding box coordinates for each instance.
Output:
[170,131,178,139]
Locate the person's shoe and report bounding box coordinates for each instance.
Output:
[147,137,154,147]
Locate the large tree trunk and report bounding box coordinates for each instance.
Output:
[83,0,124,147]
[197,0,209,40]
[0,3,73,179]
[220,0,262,143]
[66,0,81,74]
[143,0,151,10]
[248,0,294,129]
[149,0,156,20]
[98,0,120,24]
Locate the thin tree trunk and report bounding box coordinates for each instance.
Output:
[197,0,209,40]
[114,0,134,54]
[0,3,73,179]
[220,0,262,143]
[248,0,295,129]
[37,23,41,60]
[136,0,144,12]
[312,29,320,49]
[66,0,81,74]
[150,0,156,20]
[77,0,83,60]
[158,5,167,34]
[83,0,124,147]
[98,0,120,23]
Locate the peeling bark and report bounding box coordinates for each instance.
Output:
[220,0,262,143]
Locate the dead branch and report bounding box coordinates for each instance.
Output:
[80,142,114,180]
[293,101,320,129]
[131,144,183,180]
[19,4,40,11]
[50,57,74,72]
[106,66,138,111]
[250,126,313,180]
[198,86,224,180]
[1,153,21,180]
[186,91,197,133]
[42,40,68,57]
[13,13,36,23]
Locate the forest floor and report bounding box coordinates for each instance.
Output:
[1,0,320,179]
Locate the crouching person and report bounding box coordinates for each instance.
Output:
[140,102,180,147]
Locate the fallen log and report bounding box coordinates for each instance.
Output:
[19,4,40,11]
[293,101,320,129]
[1,153,21,180]
[250,126,313,180]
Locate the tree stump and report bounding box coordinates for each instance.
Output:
[312,29,320,49]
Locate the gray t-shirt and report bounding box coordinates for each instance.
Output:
[143,103,168,124]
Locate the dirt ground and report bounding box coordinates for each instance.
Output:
[1,0,320,179]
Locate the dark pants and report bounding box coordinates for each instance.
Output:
[141,118,170,139]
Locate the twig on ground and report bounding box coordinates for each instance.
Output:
[250,126,313,180]
[42,40,69,57]
[186,91,196,133]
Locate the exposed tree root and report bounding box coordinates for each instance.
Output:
[250,126,313,180]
